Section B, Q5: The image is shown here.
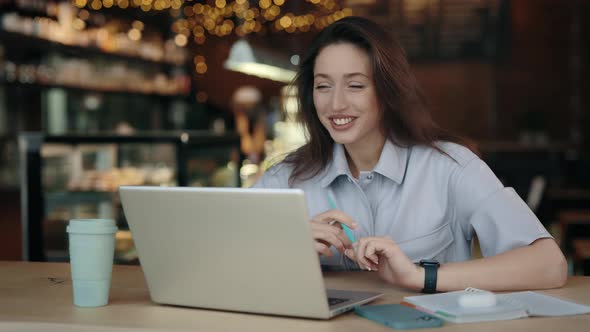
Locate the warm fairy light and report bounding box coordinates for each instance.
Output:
[194,55,205,64]
[259,0,271,9]
[193,25,205,36]
[193,3,203,14]
[253,21,262,32]
[78,9,90,20]
[132,20,144,30]
[215,0,226,8]
[203,18,215,31]
[194,34,206,44]
[196,62,207,74]
[72,0,346,48]
[90,0,102,10]
[174,34,188,47]
[268,4,280,16]
[171,0,182,10]
[74,0,87,8]
[274,19,282,30]
[128,28,142,41]
[279,16,292,28]
[224,19,234,28]
[223,5,233,16]
[179,28,190,36]
[244,9,255,20]
[72,18,86,30]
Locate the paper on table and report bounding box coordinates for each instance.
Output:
[404,289,528,322]
[403,288,590,323]
[498,291,590,317]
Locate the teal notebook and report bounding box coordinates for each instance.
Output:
[355,304,443,329]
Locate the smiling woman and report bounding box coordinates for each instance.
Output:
[312,43,383,172]
[252,16,567,294]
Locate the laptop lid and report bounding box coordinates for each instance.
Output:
[119,186,381,319]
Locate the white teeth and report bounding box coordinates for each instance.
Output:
[333,117,353,126]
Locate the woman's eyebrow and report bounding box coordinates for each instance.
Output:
[343,72,369,78]
[313,72,369,79]
[313,73,330,79]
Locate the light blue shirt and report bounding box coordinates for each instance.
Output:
[253,140,550,270]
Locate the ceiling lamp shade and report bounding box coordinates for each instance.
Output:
[224,39,297,83]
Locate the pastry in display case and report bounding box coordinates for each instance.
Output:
[19,132,241,263]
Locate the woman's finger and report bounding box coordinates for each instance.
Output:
[315,242,333,256]
[364,241,380,265]
[311,210,358,229]
[355,238,373,270]
[344,248,356,261]
[311,223,352,250]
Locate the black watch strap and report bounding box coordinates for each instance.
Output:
[419,259,439,294]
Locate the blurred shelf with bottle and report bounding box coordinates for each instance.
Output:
[19,131,241,263]
[0,3,228,262]
[0,0,203,189]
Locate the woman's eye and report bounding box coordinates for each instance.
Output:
[349,83,365,89]
[315,84,330,90]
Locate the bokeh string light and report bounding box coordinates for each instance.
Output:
[72,0,353,46]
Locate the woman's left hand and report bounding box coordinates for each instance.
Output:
[344,236,423,290]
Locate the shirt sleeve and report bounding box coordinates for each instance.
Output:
[452,157,551,257]
[250,163,291,189]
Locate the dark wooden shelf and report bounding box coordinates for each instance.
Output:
[0,81,190,99]
[0,30,184,68]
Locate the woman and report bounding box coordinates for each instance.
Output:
[253,16,566,293]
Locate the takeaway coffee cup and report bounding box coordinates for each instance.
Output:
[67,218,118,307]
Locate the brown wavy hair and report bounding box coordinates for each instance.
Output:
[285,16,474,184]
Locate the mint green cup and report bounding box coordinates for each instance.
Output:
[67,219,118,307]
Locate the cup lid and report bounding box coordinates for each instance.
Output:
[66,219,118,234]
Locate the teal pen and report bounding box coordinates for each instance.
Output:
[326,193,356,243]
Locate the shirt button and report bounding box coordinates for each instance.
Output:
[366,174,373,180]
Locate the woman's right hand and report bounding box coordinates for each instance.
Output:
[310,210,357,256]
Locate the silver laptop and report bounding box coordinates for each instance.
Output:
[119,186,382,319]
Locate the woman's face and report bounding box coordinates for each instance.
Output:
[312,42,384,149]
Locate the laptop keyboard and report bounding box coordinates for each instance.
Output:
[328,297,349,306]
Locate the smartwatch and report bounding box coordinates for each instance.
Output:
[419,259,440,294]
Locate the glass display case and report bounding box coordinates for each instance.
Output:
[19,131,240,263]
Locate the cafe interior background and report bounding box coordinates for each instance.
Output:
[0,0,589,274]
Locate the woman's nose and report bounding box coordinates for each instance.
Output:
[330,87,348,111]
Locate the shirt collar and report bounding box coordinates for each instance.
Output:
[319,140,409,188]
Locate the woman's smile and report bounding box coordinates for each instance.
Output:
[330,116,357,129]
